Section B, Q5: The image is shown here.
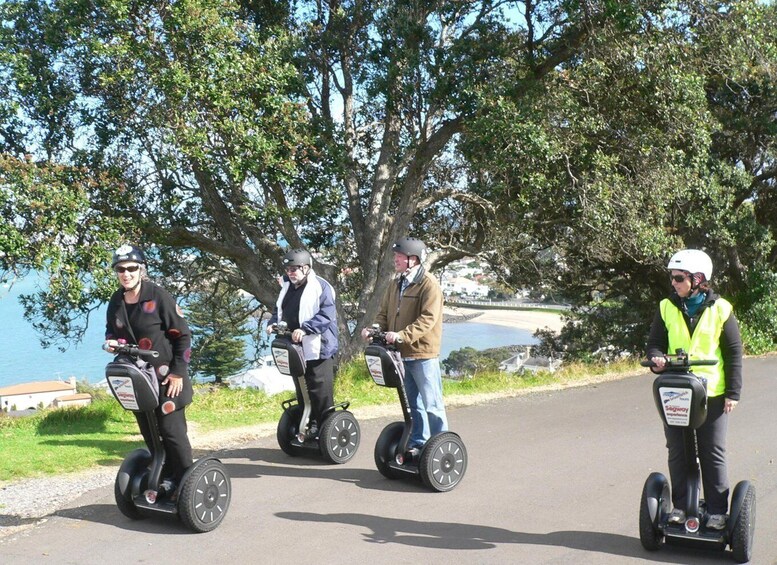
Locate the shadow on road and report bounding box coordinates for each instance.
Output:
[55,504,195,535]
[275,511,734,563]
[223,447,430,493]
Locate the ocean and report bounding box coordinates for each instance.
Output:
[0,275,537,389]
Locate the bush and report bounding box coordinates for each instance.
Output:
[735,269,777,354]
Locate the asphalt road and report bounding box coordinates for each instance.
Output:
[2,357,776,564]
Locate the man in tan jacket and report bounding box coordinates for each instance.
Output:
[362,237,448,455]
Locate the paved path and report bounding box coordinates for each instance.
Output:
[2,357,775,564]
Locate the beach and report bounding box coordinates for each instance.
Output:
[444,305,565,333]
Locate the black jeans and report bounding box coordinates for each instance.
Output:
[664,395,729,514]
[295,357,335,424]
[135,406,193,482]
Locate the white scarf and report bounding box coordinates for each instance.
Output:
[276,270,324,360]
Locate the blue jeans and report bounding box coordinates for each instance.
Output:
[403,358,448,447]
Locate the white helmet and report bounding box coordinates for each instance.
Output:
[667,249,713,281]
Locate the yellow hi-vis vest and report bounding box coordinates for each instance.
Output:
[659,297,733,397]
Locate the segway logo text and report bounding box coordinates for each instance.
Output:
[365,356,385,385]
[107,376,139,411]
[272,348,291,375]
[659,387,692,427]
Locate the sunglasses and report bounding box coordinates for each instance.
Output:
[284,265,304,273]
[670,274,688,283]
[115,265,140,274]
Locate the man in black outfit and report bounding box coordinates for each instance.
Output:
[267,249,339,436]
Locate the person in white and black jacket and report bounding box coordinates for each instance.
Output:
[267,248,338,436]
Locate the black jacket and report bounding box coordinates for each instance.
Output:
[645,290,743,401]
[106,281,193,407]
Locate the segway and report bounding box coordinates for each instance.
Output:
[639,349,755,562]
[105,343,231,533]
[271,322,360,464]
[364,325,467,492]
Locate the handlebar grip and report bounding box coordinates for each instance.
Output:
[138,349,160,358]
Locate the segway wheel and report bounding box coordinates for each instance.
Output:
[419,432,467,492]
[374,422,404,479]
[178,459,231,533]
[114,448,151,520]
[639,472,670,551]
[277,404,303,456]
[320,410,360,464]
[730,482,756,563]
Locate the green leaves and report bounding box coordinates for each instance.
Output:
[1,0,775,362]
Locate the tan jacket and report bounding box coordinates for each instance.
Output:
[375,266,443,359]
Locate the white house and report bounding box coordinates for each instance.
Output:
[53,393,93,408]
[499,349,562,374]
[0,376,91,411]
[441,276,490,298]
[226,356,296,395]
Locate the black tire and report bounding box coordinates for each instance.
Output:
[639,472,670,551]
[374,422,404,479]
[730,482,756,563]
[419,432,467,492]
[114,448,151,520]
[276,404,303,456]
[178,459,231,533]
[320,410,360,464]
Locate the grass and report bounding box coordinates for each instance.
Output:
[0,356,641,483]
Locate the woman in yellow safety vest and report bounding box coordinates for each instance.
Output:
[645,249,743,532]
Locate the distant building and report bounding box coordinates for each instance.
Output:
[441,276,490,298]
[500,348,562,374]
[53,393,93,408]
[226,356,296,395]
[0,376,91,411]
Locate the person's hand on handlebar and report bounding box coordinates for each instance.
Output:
[291,329,305,343]
[360,327,372,342]
[163,374,184,398]
[265,323,276,336]
[385,331,401,344]
[103,339,119,353]
[650,355,667,372]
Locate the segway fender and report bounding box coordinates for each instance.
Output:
[728,480,753,535]
[644,472,669,523]
[117,448,151,496]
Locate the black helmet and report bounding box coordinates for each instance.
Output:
[111,244,146,268]
[392,237,427,261]
[282,248,313,268]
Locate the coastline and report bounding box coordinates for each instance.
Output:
[444,305,565,333]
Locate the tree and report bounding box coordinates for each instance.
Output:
[1,0,646,358]
[442,346,499,376]
[461,1,777,356]
[1,0,774,361]
[186,284,258,383]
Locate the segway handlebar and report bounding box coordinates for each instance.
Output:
[365,324,403,347]
[641,349,716,369]
[103,342,160,358]
[269,321,293,336]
